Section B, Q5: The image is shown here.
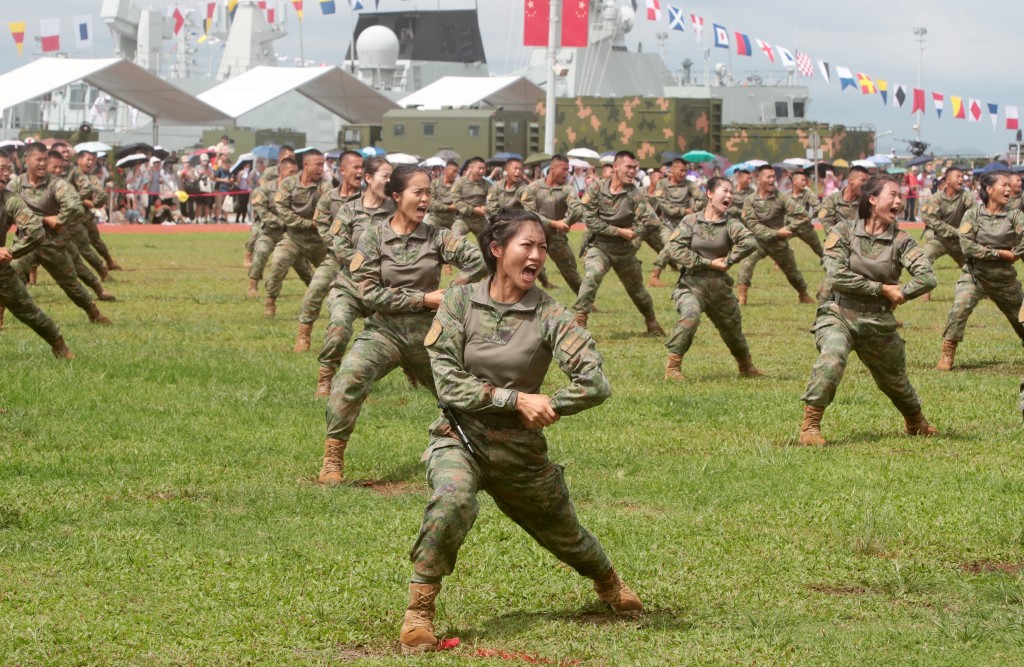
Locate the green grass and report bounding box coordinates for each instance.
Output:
[1,230,1023,665]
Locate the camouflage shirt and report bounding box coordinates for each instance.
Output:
[653,178,707,223]
[330,196,396,269]
[428,176,458,225]
[921,187,976,241]
[958,205,1024,282]
[485,180,527,218]
[426,278,610,420]
[668,212,757,271]
[581,178,659,243]
[0,190,45,270]
[66,166,108,225]
[250,178,285,232]
[519,177,583,233]
[741,190,810,245]
[823,220,935,302]
[728,186,754,219]
[259,165,278,188]
[452,176,490,225]
[791,188,821,218]
[273,175,334,234]
[8,173,85,239]
[313,187,360,248]
[817,189,860,235]
[1007,193,1024,215]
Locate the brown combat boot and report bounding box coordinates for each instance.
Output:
[262,296,276,318]
[50,336,74,359]
[904,410,939,436]
[399,583,440,654]
[736,356,764,377]
[293,322,313,353]
[797,290,815,304]
[244,251,253,268]
[316,366,335,398]
[107,260,123,271]
[644,315,665,337]
[664,353,684,381]
[574,311,588,328]
[98,266,112,282]
[246,278,258,298]
[593,568,644,613]
[935,339,957,371]
[318,438,346,485]
[97,289,117,302]
[798,405,826,446]
[648,267,668,288]
[737,284,749,305]
[920,291,932,302]
[86,303,112,325]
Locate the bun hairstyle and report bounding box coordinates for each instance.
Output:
[362,156,389,179]
[858,174,900,220]
[705,176,729,195]
[385,164,430,198]
[978,170,1010,205]
[479,209,544,274]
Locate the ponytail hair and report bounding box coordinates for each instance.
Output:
[385,164,430,198]
[978,170,1010,205]
[479,209,545,275]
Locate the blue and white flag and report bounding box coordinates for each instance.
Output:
[713,23,728,48]
[667,5,685,31]
[74,14,93,49]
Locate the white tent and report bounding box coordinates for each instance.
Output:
[0,58,231,128]
[398,76,544,112]
[198,66,398,124]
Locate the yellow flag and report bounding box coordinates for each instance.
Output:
[7,21,26,57]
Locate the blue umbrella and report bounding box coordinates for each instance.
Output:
[360,146,386,158]
[487,152,523,164]
[972,162,1011,175]
[252,144,280,160]
[725,162,751,177]
[906,154,935,168]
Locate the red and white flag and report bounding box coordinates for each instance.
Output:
[795,51,813,77]
[39,18,60,52]
[1007,105,1020,131]
[967,98,982,123]
[267,1,277,23]
[172,8,185,35]
[646,0,661,21]
[690,14,704,43]
[754,38,773,62]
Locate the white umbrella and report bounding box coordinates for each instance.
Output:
[852,159,877,169]
[230,152,255,175]
[75,141,113,154]
[419,156,446,168]
[745,159,769,167]
[783,157,813,168]
[116,153,148,169]
[386,153,420,165]
[567,147,601,160]
[0,139,25,150]
[866,154,893,166]
[568,158,591,170]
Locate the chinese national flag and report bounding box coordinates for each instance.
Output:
[561,0,589,47]
[524,0,549,47]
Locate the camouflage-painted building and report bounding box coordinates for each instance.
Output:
[720,123,875,164]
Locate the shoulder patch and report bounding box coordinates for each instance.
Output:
[329,218,343,236]
[559,329,588,357]
[580,192,591,205]
[959,221,973,235]
[443,234,462,254]
[905,246,923,262]
[424,319,443,346]
[349,251,365,273]
[823,232,840,249]
[817,207,828,219]
[669,227,682,241]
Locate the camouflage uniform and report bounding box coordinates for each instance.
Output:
[817,189,860,235]
[651,178,706,271]
[735,191,812,294]
[258,165,278,188]
[264,175,334,299]
[941,206,1024,343]
[428,176,458,229]
[802,220,935,413]
[325,221,486,442]
[451,176,489,239]
[8,173,99,316]
[665,213,758,360]
[410,280,613,584]
[1007,193,1024,215]
[248,178,314,284]
[485,180,526,218]
[636,187,665,256]
[920,188,975,267]
[296,188,360,325]
[573,179,661,318]
[318,196,395,374]
[728,185,754,220]
[790,187,824,257]
[520,177,584,294]
[84,173,116,268]
[0,191,62,344]
[65,166,111,276]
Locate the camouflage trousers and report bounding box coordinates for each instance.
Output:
[638,221,664,255]
[573,242,655,318]
[794,225,824,258]
[801,303,922,415]
[452,215,487,240]
[244,221,260,253]
[921,230,965,267]
[409,417,612,585]
[12,238,95,313]
[546,233,582,296]
[298,257,340,325]
[265,229,326,299]
[0,267,61,343]
[317,280,369,372]
[666,273,749,360]
[82,215,115,266]
[249,228,314,283]
[942,266,1024,343]
[325,319,436,441]
[736,238,808,293]
[653,222,682,271]
[65,224,106,291]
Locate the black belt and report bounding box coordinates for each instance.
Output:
[686,267,725,277]
[830,293,891,313]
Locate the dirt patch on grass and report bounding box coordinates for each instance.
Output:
[961,560,1024,575]
[808,584,868,595]
[144,489,206,502]
[353,479,424,497]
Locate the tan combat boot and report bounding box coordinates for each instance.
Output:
[293,322,313,353]
[107,260,123,271]
[737,284,748,305]
[935,339,957,371]
[98,265,112,282]
[399,583,441,654]
[647,267,667,288]
[316,367,335,398]
[318,438,346,485]
[244,251,253,268]
[644,315,665,337]
[920,291,932,302]
[574,311,588,328]
[86,303,112,325]
[97,289,117,302]
[262,296,276,318]
[246,278,258,298]
[593,568,644,613]
[50,336,74,359]
[664,353,684,381]
[736,356,764,377]
[797,290,815,304]
[798,405,826,446]
[904,411,939,436]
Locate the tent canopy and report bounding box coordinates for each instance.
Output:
[198,66,398,123]
[0,58,231,125]
[398,76,544,112]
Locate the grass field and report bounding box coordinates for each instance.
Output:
[2,229,1024,665]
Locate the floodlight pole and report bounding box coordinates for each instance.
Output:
[913,27,926,142]
[543,0,561,155]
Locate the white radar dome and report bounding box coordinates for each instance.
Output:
[618,7,636,33]
[356,25,400,69]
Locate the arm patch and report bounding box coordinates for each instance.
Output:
[669,227,682,241]
[959,221,973,235]
[559,330,587,357]
[424,319,443,346]
[349,251,365,272]
[443,234,463,254]
[329,218,342,236]
[823,232,840,249]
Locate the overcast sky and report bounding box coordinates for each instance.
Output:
[3,0,1020,156]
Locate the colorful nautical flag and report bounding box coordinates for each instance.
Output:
[667,5,685,32]
[39,18,60,53]
[776,46,796,68]
[968,99,982,122]
[523,0,548,46]
[351,0,364,8]
[690,15,704,42]
[836,66,855,91]
[1008,105,1019,131]
[7,21,25,56]
[817,60,830,84]
[911,88,926,113]
[561,0,590,48]
[228,0,239,21]
[856,73,876,94]
[932,92,944,118]
[712,24,728,48]
[795,51,813,77]
[734,32,752,56]
[320,0,336,14]
[172,8,185,35]
[292,0,303,20]
[988,103,999,130]
[755,38,773,62]
[645,0,661,21]
[266,0,277,23]
[74,15,93,48]
[876,79,888,105]
[951,96,965,119]
[892,84,906,108]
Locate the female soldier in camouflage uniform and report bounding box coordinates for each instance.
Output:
[399,210,642,654]
[936,171,1024,370]
[664,177,762,380]
[799,175,938,446]
[319,166,486,485]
